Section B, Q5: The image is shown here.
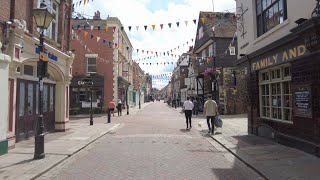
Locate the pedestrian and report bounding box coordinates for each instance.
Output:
[204,95,219,134]
[108,99,116,116]
[183,97,194,130]
[117,99,122,116]
[193,97,198,115]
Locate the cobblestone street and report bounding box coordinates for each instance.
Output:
[38,102,261,180]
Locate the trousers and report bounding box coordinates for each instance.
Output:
[184,110,192,128]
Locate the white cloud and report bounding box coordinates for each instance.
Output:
[74,0,235,89]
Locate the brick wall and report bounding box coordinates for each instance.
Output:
[133,61,139,90]
[70,24,114,107]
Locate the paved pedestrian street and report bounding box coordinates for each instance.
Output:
[38,102,262,180]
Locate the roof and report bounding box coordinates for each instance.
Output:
[199,11,237,38]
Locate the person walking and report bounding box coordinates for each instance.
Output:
[193,97,198,115]
[183,97,194,130]
[204,95,219,134]
[117,99,122,116]
[108,100,116,116]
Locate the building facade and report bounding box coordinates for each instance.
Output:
[70,14,134,114]
[0,0,74,154]
[193,11,244,114]
[236,0,320,156]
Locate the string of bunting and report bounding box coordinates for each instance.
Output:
[72,0,93,8]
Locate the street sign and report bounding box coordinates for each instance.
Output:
[40,52,48,61]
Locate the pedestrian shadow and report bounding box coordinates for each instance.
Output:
[180,129,190,133]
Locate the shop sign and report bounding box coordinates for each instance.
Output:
[82,102,98,108]
[35,47,58,61]
[251,45,307,71]
[294,86,312,118]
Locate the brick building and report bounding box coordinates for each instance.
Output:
[0,0,74,155]
[70,13,135,114]
[236,0,320,156]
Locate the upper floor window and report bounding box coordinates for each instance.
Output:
[38,0,59,42]
[199,27,204,39]
[209,44,213,56]
[256,0,287,37]
[86,54,98,73]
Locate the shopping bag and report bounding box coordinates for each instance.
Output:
[214,116,223,128]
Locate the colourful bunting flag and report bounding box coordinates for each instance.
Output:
[121,26,124,31]
[168,23,172,28]
[112,27,116,32]
[129,26,132,31]
[97,36,100,42]
[105,26,109,31]
[136,26,139,31]
[193,19,196,24]
[160,24,164,29]
[185,21,188,26]
[144,25,147,30]
[176,22,180,27]
[201,17,206,23]
[152,25,155,30]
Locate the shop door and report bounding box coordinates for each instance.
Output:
[16,80,55,142]
[43,84,55,132]
[16,80,37,142]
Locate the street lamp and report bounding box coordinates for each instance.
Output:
[139,86,141,109]
[126,85,129,115]
[32,1,54,160]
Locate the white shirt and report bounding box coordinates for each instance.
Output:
[183,100,194,110]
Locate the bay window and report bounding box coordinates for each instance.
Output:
[259,65,292,122]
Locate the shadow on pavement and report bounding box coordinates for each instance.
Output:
[179,129,190,133]
[0,158,34,170]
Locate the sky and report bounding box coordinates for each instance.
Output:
[74,0,236,89]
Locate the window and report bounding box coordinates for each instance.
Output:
[259,65,292,122]
[24,65,34,76]
[201,49,206,59]
[256,0,287,37]
[199,27,203,39]
[87,57,97,73]
[209,44,213,56]
[38,0,59,41]
[79,88,86,102]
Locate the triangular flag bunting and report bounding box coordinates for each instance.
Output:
[193,19,196,24]
[144,25,147,30]
[137,49,139,53]
[84,0,86,5]
[160,24,164,29]
[201,17,206,23]
[176,22,180,27]
[112,27,116,32]
[184,20,188,26]
[152,25,155,30]
[128,26,132,31]
[136,26,139,31]
[121,26,124,31]
[97,37,100,42]
[91,25,94,31]
[168,23,172,28]
[105,26,109,31]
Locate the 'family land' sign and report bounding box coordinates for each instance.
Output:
[251,45,307,71]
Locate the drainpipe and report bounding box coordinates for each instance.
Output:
[10,0,15,21]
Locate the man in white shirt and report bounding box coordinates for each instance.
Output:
[183,97,194,130]
[204,95,219,134]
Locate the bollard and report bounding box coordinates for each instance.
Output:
[107,109,111,123]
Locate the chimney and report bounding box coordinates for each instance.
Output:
[93,11,101,19]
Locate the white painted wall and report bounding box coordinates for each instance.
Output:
[236,0,315,58]
[0,53,10,141]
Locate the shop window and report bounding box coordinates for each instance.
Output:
[87,57,97,73]
[24,65,34,76]
[259,65,292,122]
[199,27,203,39]
[79,88,86,102]
[256,0,287,37]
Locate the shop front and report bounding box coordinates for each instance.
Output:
[70,74,104,114]
[242,16,320,156]
[6,21,74,146]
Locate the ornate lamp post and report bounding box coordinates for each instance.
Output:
[33,1,54,160]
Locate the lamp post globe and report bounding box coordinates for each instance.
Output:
[32,1,54,160]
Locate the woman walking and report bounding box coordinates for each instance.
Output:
[183,97,194,130]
